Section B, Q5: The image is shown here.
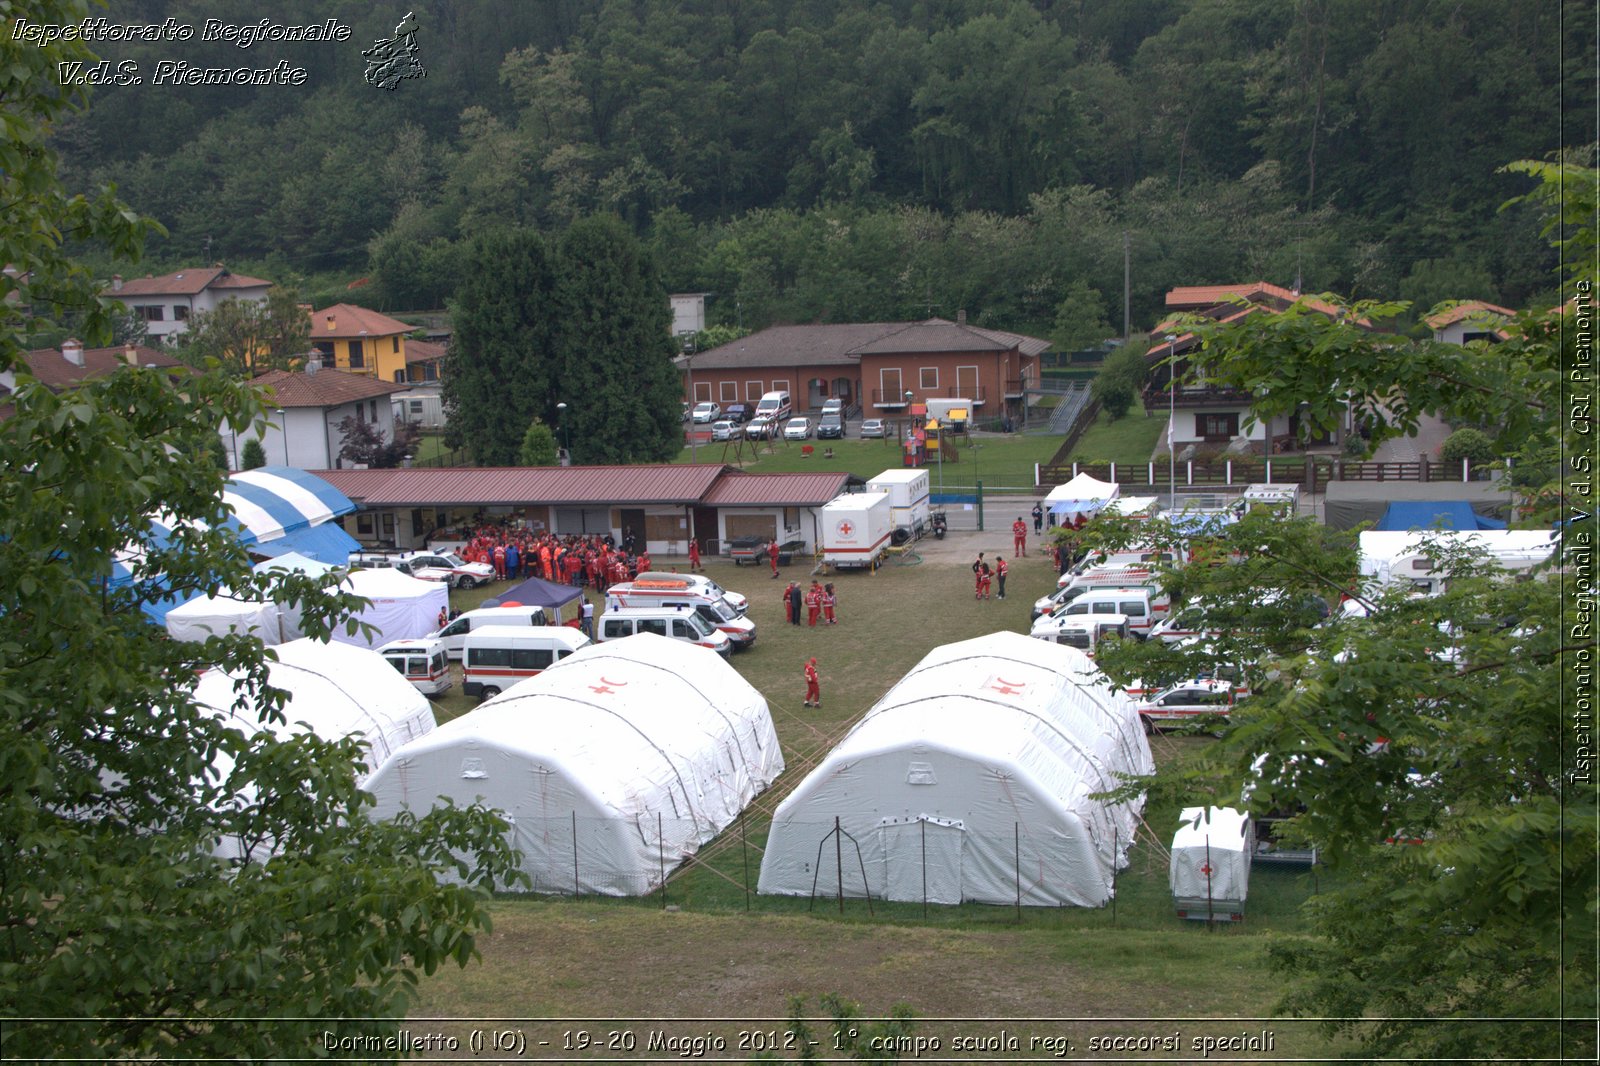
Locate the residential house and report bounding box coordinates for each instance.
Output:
[228,365,408,471]
[1145,282,1373,454]
[678,314,1048,425]
[391,336,448,430]
[1425,301,1515,345]
[108,267,273,347]
[1,338,180,417]
[308,303,414,383]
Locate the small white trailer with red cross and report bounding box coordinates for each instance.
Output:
[818,492,893,570]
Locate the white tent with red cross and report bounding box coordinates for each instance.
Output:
[364,633,783,896]
[757,631,1152,907]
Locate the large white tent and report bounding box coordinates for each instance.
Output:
[162,553,345,645]
[1045,472,1120,524]
[758,632,1153,908]
[366,633,784,896]
[331,567,449,648]
[197,638,436,860]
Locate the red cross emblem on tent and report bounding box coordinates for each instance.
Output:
[836,519,855,537]
[1199,862,1214,876]
[589,676,628,695]
[989,676,1026,696]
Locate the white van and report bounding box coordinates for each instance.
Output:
[632,571,748,614]
[1029,612,1130,655]
[430,605,552,660]
[461,625,591,701]
[1064,547,1180,582]
[1045,587,1164,639]
[754,390,792,422]
[607,578,755,648]
[375,637,453,697]
[598,605,732,658]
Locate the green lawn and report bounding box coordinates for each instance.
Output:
[417,547,1343,1051]
[675,430,1062,491]
[1066,407,1171,465]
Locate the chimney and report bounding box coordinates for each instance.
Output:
[306,357,320,376]
[325,313,336,330]
[111,274,123,292]
[61,338,84,367]
[956,309,967,325]
[123,341,138,365]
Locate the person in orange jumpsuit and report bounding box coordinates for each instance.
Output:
[822,583,837,624]
[768,538,780,578]
[1012,516,1027,557]
[805,581,822,626]
[688,539,702,572]
[803,657,821,708]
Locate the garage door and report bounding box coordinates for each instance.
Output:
[724,514,778,541]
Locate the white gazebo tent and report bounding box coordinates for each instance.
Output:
[332,567,449,648]
[1045,473,1121,524]
[196,638,437,861]
[758,632,1153,907]
[365,633,784,896]
[1169,805,1253,921]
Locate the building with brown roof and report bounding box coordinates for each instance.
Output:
[1424,301,1516,344]
[678,315,1050,426]
[107,267,273,347]
[308,303,415,383]
[0,338,182,418]
[1144,282,1377,453]
[314,464,860,554]
[225,366,409,471]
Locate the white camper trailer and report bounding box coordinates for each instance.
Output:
[866,469,932,537]
[1169,805,1253,922]
[819,491,894,570]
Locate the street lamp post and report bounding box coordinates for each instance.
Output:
[556,402,570,465]
[1165,334,1177,511]
[274,408,288,467]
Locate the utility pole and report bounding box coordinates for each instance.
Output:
[1122,231,1131,341]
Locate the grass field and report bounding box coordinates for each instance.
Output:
[1064,407,1171,466]
[418,541,1344,1054]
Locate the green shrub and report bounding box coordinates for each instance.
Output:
[1439,427,1495,465]
[240,438,267,470]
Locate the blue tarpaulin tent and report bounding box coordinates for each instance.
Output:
[479,574,584,624]
[1375,501,1507,532]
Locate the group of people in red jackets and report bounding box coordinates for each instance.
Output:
[452,524,652,589]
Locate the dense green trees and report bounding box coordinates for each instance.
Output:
[1,5,521,1058]
[58,0,1580,326]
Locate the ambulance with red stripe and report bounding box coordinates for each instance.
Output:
[461,625,591,701]
[605,577,755,648]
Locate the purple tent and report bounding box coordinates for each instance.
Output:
[478,573,584,624]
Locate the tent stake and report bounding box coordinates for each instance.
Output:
[1014,822,1021,922]
[835,815,844,914]
[572,810,579,898]
[921,818,928,919]
[659,811,666,909]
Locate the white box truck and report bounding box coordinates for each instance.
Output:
[819,491,894,570]
[866,468,931,537]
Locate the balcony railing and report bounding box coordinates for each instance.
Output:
[871,388,911,406]
[1004,378,1029,397]
[1143,384,1256,409]
[946,385,987,404]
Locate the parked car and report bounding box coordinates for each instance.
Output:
[744,416,775,440]
[817,411,845,439]
[710,419,739,441]
[1133,678,1242,733]
[692,401,721,423]
[860,418,887,439]
[397,551,495,589]
[724,403,750,424]
[820,397,844,416]
[783,416,812,440]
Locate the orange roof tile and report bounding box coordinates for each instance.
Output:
[309,303,413,340]
[113,267,271,297]
[1423,301,1518,329]
[314,464,731,507]
[251,367,408,408]
[23,342,180,389]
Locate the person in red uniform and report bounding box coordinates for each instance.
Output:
[822,582,837,624]
[805,581,822,626]
[768,538,781,578]
[977,560,993,600]
[492,543,506,581]
[995,556,1009,600]
[783,581,797,624]
[1012,516,1027,557]
[803,657,821,708]
[688,538,702,573]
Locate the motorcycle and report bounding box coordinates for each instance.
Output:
[931,511,948,539]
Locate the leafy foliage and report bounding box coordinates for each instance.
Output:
[1092,342,1150,421]
[0,10,523,1058]
[1438,426,1496,465]
[171,288,311,376]
[519,419,559,466]
[336,414,421,469]
[239,437,266,470]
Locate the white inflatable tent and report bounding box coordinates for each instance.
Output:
[164,590,284,645]
[365,633,784,896]
[1169,805,1253,921]
[331,567,449,648]
[197,638,436,860]
[1045,472,1120,524]
[758,632,1153,907]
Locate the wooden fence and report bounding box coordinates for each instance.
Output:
[1038,456,1492,491]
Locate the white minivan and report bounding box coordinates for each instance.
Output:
[375,637,453,697]
[430,605,553,660]
[754,389,792,422]
[598,605,732,658]
[461,625,591,701]
[606,578,755,648]
[1037,586,1164,639]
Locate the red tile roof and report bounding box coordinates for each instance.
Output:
[251,367,408,408]
[1166,280,1354,320]
[23,342,180,389]
[309,303,413,340]
[313,464,732,507]
[701,471,853,507]
[848,318,1051,357]
[684,323,906,369]
[112,267,271,297]
[1424,301,1517,329]
[404,338,447,365]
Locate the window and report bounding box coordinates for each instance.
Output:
[1195,412,1239,439]
[771,379,790,395]
[919,367,939,389]
[392,336,400,353]
[385,656,406,674]
[136,305,164,322]
[381,513,395,537]
[510,647,553,670]
[880,368,903,402]
[745,380,763,402]
[407,656,428,675]
[602,620,629,639]
[409,400,423,414]
[1120,601,1147,619]
[173,305,189,321]
[314,341,335,360]
[638,618,668,637]
[348,340,365,368]
[720,380,737,403]
[694,381,713,402]
[672,620,693,638]
[470,646,512,668]
[370,401,378,421]
[956,365,979,397]
[422,362,438,382]
[442,618,468,637]
[356,514,374,535]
